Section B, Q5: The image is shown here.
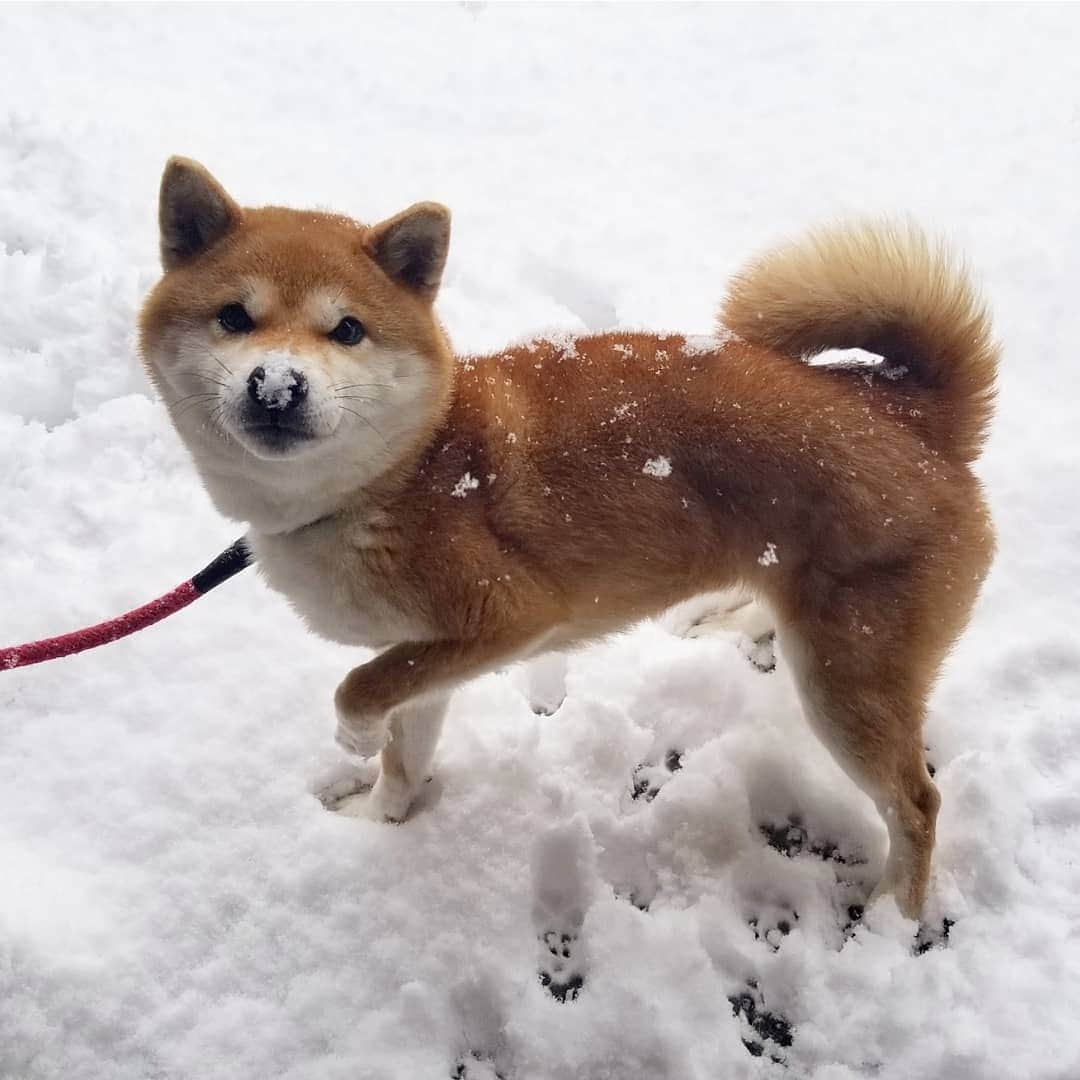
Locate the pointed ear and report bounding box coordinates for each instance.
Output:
[365,202,451,297]
[158,157,241,270]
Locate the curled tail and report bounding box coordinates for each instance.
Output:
[721,221,999,464]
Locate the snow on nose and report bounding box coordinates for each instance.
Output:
[247,354,308,411]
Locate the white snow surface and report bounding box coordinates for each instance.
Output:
[2,6,1079,1079]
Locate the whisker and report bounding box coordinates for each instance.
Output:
[174,396,219,421]
[164,391,217,409]
[331,382,395,392]
[338,405,389,449]
[207,403,231,442]
[330,372,426,391]
[208,351,234,377]
[192,370,230,389]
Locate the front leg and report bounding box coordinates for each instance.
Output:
[335,694,449,823]
[335,632,549,740]
[333,630,548,819]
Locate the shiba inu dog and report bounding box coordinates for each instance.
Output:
[139,158,996,919]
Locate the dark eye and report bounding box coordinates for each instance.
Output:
[218,303,254,334]
[330,316,365,346]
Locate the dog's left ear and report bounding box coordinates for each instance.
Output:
[365,202,451,298]
[158,157,241,270]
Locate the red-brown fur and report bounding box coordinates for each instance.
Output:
[140,161,997,917]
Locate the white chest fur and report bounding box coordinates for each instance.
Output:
[249,517,428,650]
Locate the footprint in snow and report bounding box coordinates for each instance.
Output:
[728,981,794,1064]
[531,820,596,1003]
[523,651,568,717]
[604,748,684,909]
[759,814,871,939]
[450,1054,505,1080]
[743,629,777,673]
[915,916,954,955]
[630,747,683,803]
[309,758,380,810]
[759,813,873,871]
[448,970,512,1078]
[538,930,583,1003]
[748,904,799,953]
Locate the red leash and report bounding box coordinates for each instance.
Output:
[1,538,252,671]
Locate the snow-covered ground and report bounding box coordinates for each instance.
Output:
[2,5,1079,1078]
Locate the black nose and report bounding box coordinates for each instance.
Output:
[247,366,308,412]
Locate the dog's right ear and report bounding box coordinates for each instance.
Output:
[365,202,451,299]
[158,157,241,270]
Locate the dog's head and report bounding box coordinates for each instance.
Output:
[139,158,454,531]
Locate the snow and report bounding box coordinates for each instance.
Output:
[642,456,673,478]
[2,4,1080,1078]
[451,472,480,498]
[252,356,301,410]
[681,334,722,357]
[757,543,779,568]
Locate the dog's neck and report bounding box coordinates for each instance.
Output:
[196,456,371,536]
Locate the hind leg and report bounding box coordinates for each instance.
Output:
[779,627,940,919]
[870,749,941,913]
[670,589,774,641]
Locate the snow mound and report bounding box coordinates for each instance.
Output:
[2,4,1080,1078]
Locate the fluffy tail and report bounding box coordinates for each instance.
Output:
[720,221,998,464]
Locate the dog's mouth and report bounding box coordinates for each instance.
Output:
[238,412,321,457]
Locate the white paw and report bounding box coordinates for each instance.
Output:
[335,774,414,824]
[334,708,390,759]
